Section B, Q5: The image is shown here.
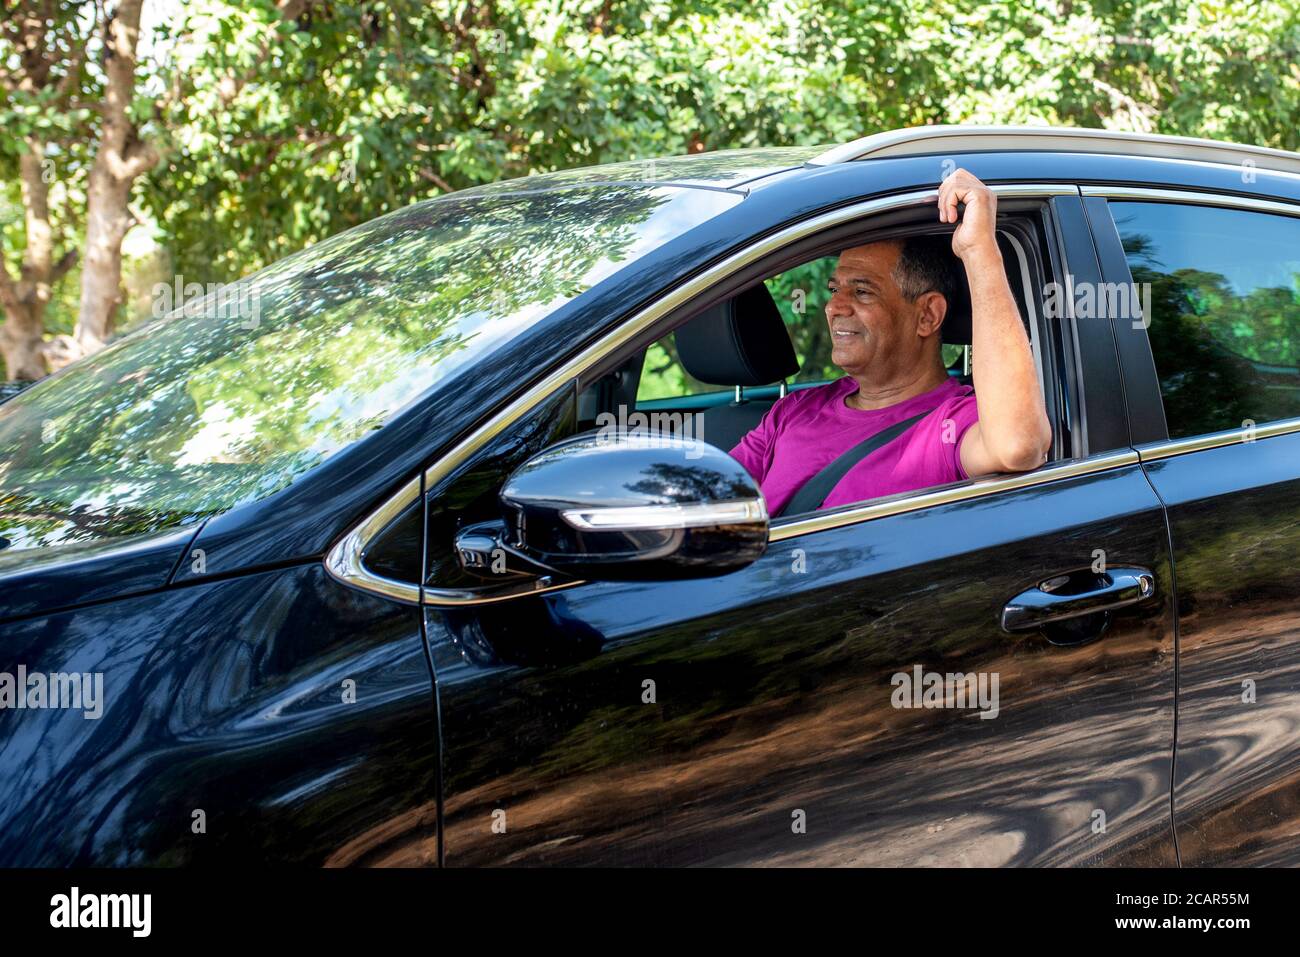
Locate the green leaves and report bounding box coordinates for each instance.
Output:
[126,0,1300,288]
[6,0,1300,353]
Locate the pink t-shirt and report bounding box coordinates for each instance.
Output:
[729,376,979,515]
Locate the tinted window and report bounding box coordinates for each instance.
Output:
[1114,201,1300,438]
[0,185,737,555]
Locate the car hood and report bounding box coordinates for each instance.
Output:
[0,521,199,624]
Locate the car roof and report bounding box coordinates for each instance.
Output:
[466,127,1300,198]
[806,123,1300,174]
[806,124,1300,176]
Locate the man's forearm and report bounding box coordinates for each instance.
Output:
[965,242,1052,471]
[939,167,1052,476]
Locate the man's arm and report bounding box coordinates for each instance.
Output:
[938,168,1053,476]
[727,401,778,483]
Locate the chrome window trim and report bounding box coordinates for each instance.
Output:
[1000,230,1044,391]
[1080,185,1300,217]
[1137,417,1300,463]
[768,449,1139,541]
[323,475,422,603]
[325,183,1081,607]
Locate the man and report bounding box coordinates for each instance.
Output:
[730,168,1052,515]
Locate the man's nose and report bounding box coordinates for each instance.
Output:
[826,292,851,319]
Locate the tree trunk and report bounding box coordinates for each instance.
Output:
[0,145,73,380]
[0,302,47,382]
[62,0,156,367]
[75,165,133,353]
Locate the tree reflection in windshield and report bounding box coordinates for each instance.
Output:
[0,184,738,554]
[1115,202,1300,439]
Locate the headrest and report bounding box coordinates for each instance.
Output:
[941,232,1026,345]
[675,283,800,387]
[941,268,973,345]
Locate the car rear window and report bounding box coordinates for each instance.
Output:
[1113,200,1300,438]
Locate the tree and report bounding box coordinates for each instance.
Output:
[0,0,316,380]
[59,0,157,365]
[149,0,1300,291]
[0,1,91,379]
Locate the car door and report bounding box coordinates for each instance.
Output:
[1086,187,1300,866]
[421,187,1178,867]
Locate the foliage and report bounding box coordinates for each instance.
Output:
[143,0,1300,284]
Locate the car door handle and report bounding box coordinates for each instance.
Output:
[1001,566,1156,633]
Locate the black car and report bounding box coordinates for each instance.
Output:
[2,125,1299,867]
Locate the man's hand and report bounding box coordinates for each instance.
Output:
[938,168,1054,477]
[938,167,998,262]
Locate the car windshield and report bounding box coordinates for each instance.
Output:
[0,183,739,554]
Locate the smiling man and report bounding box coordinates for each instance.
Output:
[729,168,1053,515]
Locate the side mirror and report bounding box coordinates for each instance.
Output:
[455,432,768,582]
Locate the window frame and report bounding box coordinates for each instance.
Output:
[1082,185,1300,460]
[631,223,1046,415]
[327,183,1135,607]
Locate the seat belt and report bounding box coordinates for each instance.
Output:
[776,408,935,517]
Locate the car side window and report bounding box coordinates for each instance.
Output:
[577,212,1060,524]
[1113,201,1300,438]
[636,256,964,403]
[636,259,840,402]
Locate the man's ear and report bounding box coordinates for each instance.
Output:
[915,291,948,338]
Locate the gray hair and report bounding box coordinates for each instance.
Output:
[892,235,961,306]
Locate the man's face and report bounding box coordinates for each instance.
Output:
[826,241,942,381]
